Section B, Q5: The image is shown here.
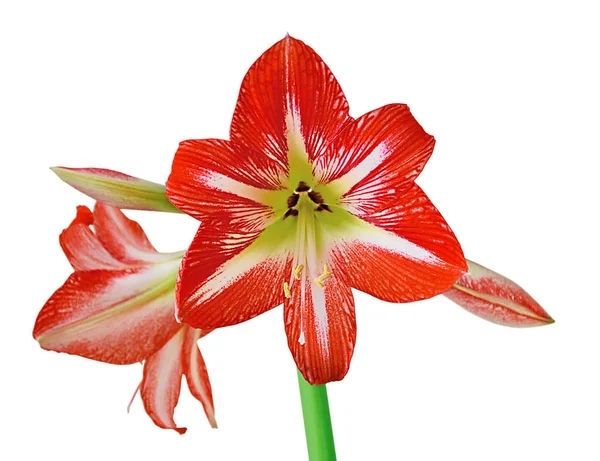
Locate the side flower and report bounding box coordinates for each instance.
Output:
[445,259,554,327]
[32,203,216,433]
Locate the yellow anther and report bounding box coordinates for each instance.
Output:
[292,264,304,280]
[283,282,291,298]
[314,264,332,287]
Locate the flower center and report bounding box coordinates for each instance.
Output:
[282,181,334,298]
[284,181,333,219]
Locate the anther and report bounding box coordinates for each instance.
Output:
[283,282,291,298]
[284,208,299,219]
[314,264,332,287]
[287,194,299,208]
[295,181,311,193]
[315,204,332,213]
[292,264,304,280]
[308,190,324,204]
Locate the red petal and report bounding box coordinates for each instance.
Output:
[444,260,554,327]
[284,263,356,385]
[60,206,126,271]
[141,328,187,434]
[318,104,435,215]
[176,223,292,329]
[33,265,181,364]
[166,139,277,224]
[182,328,217,428]
[332,184,467,302]
[92,203,177,265]
[230,35,351,167]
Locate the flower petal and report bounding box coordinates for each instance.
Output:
[141,328,187,434]
[329,184,466,302]
[176,219,295,329]
[60,206,127,271]
[92,203,182,265]
[230,35,351,169]
[317,104,435,215]
[444,259,554,327]
[33,262,181,364]
[182,328,217,428]
[51,166,181,213]
[284,262,356,385]
[166,139,280,224]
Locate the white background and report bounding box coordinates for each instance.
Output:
[2,1,599,460]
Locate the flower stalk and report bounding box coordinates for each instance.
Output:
[297,369,336,461]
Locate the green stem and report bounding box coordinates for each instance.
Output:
[297,369,337,461]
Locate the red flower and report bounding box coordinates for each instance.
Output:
[33,203,216,433]
[166,36,467,385]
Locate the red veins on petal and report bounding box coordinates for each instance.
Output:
[317,104,435,215]
[444,260,554,327]
[167,139,276,224]
[230,35,352,167]
[176,222,292,329]
[330,184,466,303]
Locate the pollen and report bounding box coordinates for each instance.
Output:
[314,264,332,287]
[292,264,304,280]
[283,282,291,298]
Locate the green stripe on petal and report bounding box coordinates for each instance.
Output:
[51,167,181,213]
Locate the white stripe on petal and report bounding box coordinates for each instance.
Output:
[188,248,290,307]
[326,143,388,197]
[202,171,271,203]
[311,278,329,354]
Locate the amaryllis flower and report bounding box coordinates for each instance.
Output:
[165,36,468,384]
[33,203,216,433]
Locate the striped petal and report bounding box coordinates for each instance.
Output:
[176,219,295,329]
[317,104,435,215]
[59,206,126,271]
[284,261,356,385]
[444,259,554,327]
[230,35,351,170]
[166,139,279,225]
[51,167,180,213]
[33,261,182,364]
[92,203,181,265]
[182,327,217,428]
[328,184,466,302]
[140,326,216,434]
[141,328,187,434]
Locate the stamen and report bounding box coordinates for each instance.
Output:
[292,264,304,280]
[283,282,291,298]
[284,208,299,219]
[287,194,299,208]
[295,181,311,193]
[315,204,332,213]
[314,264,332,287]
[308,190,324,204]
